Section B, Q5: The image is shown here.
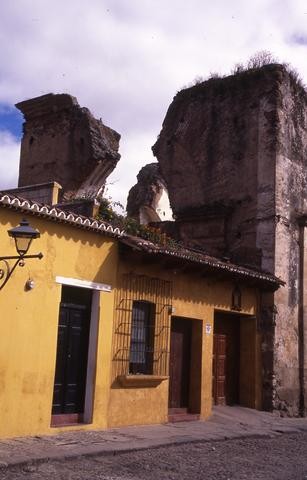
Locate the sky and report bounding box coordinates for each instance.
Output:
[0,0,307,208]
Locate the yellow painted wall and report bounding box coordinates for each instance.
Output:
[0,207,262,438]
[107,260,260,427]
[0,208,118,438]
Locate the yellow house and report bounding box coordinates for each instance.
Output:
[0,192,281,438]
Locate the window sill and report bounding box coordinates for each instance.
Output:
[117,374,169,388]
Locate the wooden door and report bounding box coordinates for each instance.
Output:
[52,303,90,415]
[213,313,240,405]
[212,334,226,405]
[169,317,192,409]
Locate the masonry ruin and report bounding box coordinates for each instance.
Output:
[151,64,307,416]
[16,93,121,201]
[126,162,173,224]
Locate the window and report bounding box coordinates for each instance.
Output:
[112,273,171,379]
[129,301,155,374]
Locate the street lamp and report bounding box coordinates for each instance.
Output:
[0,219,43,290]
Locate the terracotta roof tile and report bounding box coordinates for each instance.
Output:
[120,235,283,289]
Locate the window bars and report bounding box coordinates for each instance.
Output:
[112,273,172,379]
[129,301,155,374]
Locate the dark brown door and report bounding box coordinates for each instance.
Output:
[52,302,90,415]
[169,317,192,409]
[213,313,240,405]
[212,334,226,405]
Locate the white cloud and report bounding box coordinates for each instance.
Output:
[0,0,307,204]
[107,130,158,210]
[0,131,20,189]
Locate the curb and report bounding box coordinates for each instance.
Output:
[0,426,305,471]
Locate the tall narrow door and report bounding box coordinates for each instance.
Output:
[169,317,192,409]
[212,334,226,405]
[213,313,240,405]
[52,303,90,416]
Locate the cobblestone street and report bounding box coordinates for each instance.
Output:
[1,431,307,480]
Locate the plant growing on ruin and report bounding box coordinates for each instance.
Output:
[231,51,306,90]
[231,62,245,75]
[246,50,278,69]
[96,196,181,249]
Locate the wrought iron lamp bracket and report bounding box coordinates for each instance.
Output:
[0,252,43,290]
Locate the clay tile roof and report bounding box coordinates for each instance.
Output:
[0,192,124,237]
[0,192,284,289]
[120,235,284,289]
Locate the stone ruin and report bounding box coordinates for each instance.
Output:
[16,93,120,202]
[126,162,173,224]
[150,63,307,417]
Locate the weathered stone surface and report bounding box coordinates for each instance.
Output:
[16,93,120,200]
[153,64,307,416]
[153,65,282,264]
[126,162,173,224]
[273,73,307,416]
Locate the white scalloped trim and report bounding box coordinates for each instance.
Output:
[0,193,124,237]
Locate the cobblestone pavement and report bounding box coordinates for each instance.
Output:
[1,431,307,480]
[2,407,307,468]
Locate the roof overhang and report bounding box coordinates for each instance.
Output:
[119,236,284,292]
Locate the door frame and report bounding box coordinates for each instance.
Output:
[52,278,102,425]
[83,290,100,423]
[168,316,202,414]
[212,309,258,408]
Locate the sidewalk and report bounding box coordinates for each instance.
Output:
[1,406,307,468]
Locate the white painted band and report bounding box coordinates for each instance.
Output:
[55,275,111,292]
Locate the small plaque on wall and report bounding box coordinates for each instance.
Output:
[206,323,212,335]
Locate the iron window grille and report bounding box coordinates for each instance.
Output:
[112,273,172,379]
[129,301,155,374]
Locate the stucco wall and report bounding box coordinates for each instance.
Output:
[0,208,118,438]
[0,207,262,438]
[107,258,260,427]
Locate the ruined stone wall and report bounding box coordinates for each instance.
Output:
[273,73,307,415]
[16,94,120,200]
[126,163,173,224]
[153,66,282,265]
[153,65,307,415]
